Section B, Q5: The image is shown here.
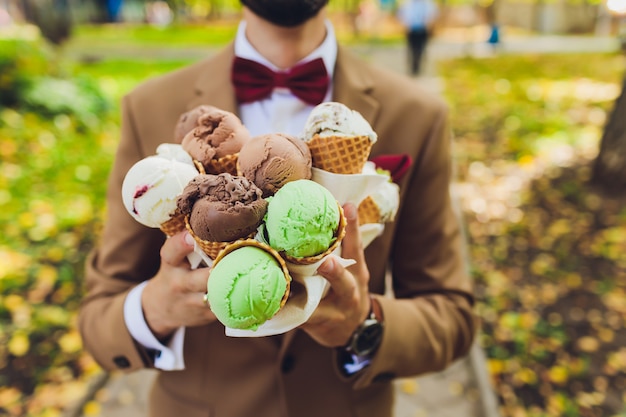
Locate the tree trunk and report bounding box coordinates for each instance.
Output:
[592,75,626,192]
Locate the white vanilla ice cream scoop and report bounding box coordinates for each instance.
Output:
[362,162,400,222]
[122,155,199,228]
[155,143,195,165]
[369,182,400,222]
[301,102,377,143]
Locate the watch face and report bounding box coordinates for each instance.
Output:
[354,321,384,355]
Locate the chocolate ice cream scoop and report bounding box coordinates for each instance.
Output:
[174,105,218,144]
[181,108,251,172]
[176,173,267,242]
[238,133,312,198]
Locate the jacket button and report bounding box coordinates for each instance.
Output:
[281,355,295,374]
[113,355,131,369]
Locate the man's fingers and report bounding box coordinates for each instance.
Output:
[160,231,196,266]
[303,301,343,326]
[318,256,358,301]
[186,267,211,294]
[340,203,365,266]
[340,203,369,282]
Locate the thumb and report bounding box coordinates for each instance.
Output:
[160,231,196,266]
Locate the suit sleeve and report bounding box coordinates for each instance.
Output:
[351,103,477,388]
[78,94,166,372]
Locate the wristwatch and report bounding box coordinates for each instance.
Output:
[343,296,384,357]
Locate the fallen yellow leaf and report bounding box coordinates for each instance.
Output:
[399,378,418,395]
[548,365,569,385]
[83,400,101,416]
[58,330,82,354]
[577,336,600,353]
[8,331,29,357]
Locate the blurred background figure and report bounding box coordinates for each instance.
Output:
[487,23,500,52]
[19,0,72,44]
[355,0,381,38]
[484,0,501,53]
[606,0,626,51]
[0,5,11,27]
[145,1,172,27]
[104,0,123,22]
[397,0,438,76]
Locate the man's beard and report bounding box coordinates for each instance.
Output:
[241,0,329,27]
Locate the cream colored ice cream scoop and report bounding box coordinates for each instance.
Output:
[122,155,198,228]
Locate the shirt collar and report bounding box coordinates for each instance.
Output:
[234,19,337,79]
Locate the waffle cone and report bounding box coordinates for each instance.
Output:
[306,135,372,174]
[159,211,187,237]
[192,160,206,174]
[214,239,292,309]
[202,153,239,176]
[185,216,239,259]
[357,196,381,225]
[281,202,348,265]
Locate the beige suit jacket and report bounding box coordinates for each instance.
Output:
[79,44,476,417]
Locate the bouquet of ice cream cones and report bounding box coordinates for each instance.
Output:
[120,103,395,337]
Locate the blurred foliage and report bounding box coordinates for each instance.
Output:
[65,18,403,53]
[0,28,193,416]
[0,38,110,124]
[0,39,52,108]
[0,35,130,416]
[440,53,625,166]
[71,22,237,48]
[439,53,626,417]
[22,76,110,125]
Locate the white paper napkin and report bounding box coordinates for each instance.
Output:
[311,167,389,206]
[359,223,385,248]
[187,250,206,269]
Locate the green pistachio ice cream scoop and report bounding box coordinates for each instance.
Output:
[207,243,289,330]
[264,179,340,258]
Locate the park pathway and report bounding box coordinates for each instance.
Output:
[64,32,620,417]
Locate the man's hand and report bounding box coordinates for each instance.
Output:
[142,231,216,340]
[301,203,371,347]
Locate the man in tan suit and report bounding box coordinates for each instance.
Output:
[78,1,476,416]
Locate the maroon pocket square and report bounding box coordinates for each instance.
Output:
[370,154,412,184]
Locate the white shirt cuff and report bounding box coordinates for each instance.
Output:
[123,281,186,370]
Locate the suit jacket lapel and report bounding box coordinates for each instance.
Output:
[187,44,238,115]
[333,45,380,129]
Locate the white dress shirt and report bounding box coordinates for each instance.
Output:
[236,20,337,137]
[123,19,338,370]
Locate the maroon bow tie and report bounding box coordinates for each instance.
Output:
[231,57,329,106]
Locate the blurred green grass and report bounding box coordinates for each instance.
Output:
[71,22,238,47]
